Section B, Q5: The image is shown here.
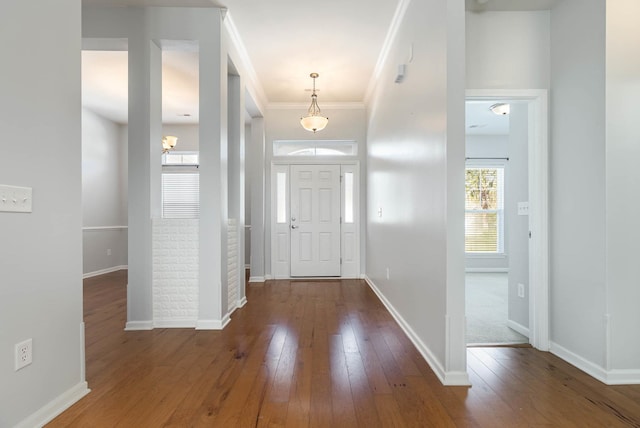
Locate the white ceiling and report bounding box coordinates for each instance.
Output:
[81,0,557,124]
[465,101,511,136]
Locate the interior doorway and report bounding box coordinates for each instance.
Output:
[465,90,549,351]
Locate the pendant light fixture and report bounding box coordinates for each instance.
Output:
[162,135,178,153]
[300,72,328,133]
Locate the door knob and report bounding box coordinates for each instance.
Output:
[291,225,298,229]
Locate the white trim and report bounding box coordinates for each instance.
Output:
[223,11,268,110]
[196,314,231,330]
[465,268,509,273]
[237,296,248,308]
[249,276,265,283]
[364,0,413,104]
[124,320,153,331]
[245,264,251,269]
[15,381,90,428]
[365,275,470,386]
[550,342,640,385]
[550,342,608,384]
[82,226,128,231]
[83,265,128,279]
[466,89,550,352]
[507,319,530,338]
[606,370,640,385]
[267,102,365,110]
[264,274,273,280]
[80,322,86,384]
[153,320,196,329]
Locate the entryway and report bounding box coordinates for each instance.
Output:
[271,162,360,279]
[464,90,549,350]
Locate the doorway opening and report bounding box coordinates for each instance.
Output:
[271,162,360,279]
[465,90,549,351]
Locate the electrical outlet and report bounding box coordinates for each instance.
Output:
[15,339,32,371]
[517,283,525,298]
[386,267,390,280]
[107,248,112,256]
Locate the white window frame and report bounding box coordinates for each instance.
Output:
[161,151,200,219]
[465,160,506,256]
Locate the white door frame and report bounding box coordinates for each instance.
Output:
[270,160,361,279]
[466,89,550,351]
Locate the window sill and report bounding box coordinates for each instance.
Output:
[465,253,507,259]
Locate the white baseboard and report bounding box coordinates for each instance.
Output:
[550,342,640,385]
[465,268,509,273]
[237,296,248,308]
[249,276,265,283]
[83,265,128,279]
[124,320,153,331]
[264,274,273,280]
[364,275,470,386]
[606,369,640,385]
[507,319,530,338]
[15,381,90,428]
[196,314,231,330]
[153,320,196,329]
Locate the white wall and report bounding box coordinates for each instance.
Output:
[550,0,607,367]
[366,0,467,384]
[0,1,87,426]
[82,108,128,275]
[505,103,529,330]
[466,10,550,90]
[162,124,199,151]
[605,0,640,372]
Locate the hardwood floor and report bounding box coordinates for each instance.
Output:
[49,270,640,427]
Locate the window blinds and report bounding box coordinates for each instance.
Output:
[161,173,200,219]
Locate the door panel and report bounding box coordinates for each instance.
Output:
[290,165,341,276]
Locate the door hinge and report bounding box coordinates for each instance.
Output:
[340,258,343,264]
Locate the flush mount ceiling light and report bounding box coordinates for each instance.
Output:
[162,135,178,153]
[300,72,328,133]
[489,103,510,115]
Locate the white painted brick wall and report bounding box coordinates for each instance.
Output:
[152,219,199,326]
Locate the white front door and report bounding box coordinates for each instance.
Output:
[290,165,341,276]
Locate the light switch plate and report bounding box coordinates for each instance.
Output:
[517,202,529,216]
[0,185,33,213]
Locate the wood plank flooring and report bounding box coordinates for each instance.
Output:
[48,270,640,427]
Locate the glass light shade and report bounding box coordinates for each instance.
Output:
[489,103,510,115]
[300,115,329,133]
[162,135,178,152]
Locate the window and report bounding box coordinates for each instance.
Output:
[273,140,357,157]
[276,172,287,223]
[161,152,199,219]
[344,172,354,223]
[465,166,504,253]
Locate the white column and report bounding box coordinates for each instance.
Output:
[227,74,247,307]
[197,10,229,329]
[249,117,266,281]
[126,15,162,330]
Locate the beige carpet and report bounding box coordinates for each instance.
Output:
[466,272,528,345]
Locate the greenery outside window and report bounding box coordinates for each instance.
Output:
[465,165,505,254]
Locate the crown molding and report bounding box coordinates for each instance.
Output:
[364,0,413,105]
[268,102,366,110]
[223,11,268,113]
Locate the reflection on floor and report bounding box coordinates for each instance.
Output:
[466,272,528,345]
